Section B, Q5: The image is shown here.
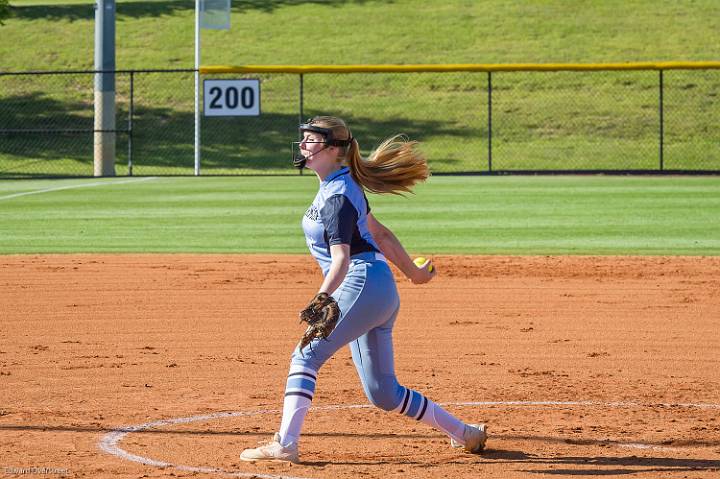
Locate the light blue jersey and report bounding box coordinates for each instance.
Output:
[301,166,380,275]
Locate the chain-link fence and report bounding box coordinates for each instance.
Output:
[0,69,195,177]
[1,66,718,177]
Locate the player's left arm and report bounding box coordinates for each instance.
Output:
[367,213,435,284]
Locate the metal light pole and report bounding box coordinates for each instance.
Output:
[94,0,116,177]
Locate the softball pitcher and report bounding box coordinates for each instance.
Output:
[240,116,487,463]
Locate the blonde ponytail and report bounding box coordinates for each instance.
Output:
[347,135,429,195]
[303,116,430,195]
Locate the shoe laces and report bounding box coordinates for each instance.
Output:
[255,436,280,448]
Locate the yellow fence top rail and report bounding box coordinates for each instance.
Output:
[201,61,720,74]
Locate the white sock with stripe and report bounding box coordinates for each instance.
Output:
[394,388,466,444]
[278,365,317,447]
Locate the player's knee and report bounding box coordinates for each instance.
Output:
[364,377,403,412]
[290,347,325,372]
[366,390,398,411]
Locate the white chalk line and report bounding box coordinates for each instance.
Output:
[0,176,157,201]
[450,400,720,410]
[98,400,719,479]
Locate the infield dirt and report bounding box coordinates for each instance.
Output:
[1,255,719,478]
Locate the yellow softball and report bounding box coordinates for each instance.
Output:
[413,256,434,272]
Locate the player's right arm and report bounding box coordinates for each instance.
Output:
[367,213,435,284]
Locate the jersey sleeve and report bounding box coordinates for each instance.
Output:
[320,194,359,246]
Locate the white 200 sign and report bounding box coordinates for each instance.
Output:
[203,79,260,116]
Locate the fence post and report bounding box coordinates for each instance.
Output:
[659,69,664,171]
[128,71,134,176]
[298,74,304,175]
[194,1,201,176]
[487,71,493,173]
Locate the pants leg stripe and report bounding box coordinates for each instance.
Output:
[288,371,317,381]
[288,365,318,377]
[399,388,411,415]
[286,377,317,393]
[284,391,313,400]
[415,396,429,421]
[405,390,424,418]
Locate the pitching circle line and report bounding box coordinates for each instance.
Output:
[98,400,719,479]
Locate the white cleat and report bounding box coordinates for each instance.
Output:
[240,433,300,464]
[450,423,488,453]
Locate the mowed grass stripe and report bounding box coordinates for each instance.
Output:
[1,176,718,255]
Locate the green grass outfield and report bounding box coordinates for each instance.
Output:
[4,0,719,68]
[1,176,718,255]
[2,0,720,175]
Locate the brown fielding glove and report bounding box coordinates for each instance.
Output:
[298,293,340,353]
